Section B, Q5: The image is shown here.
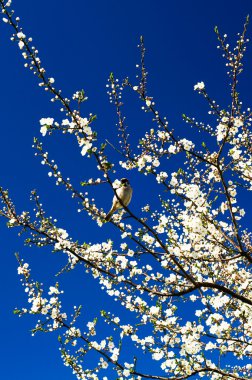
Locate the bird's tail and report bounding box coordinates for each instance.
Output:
[105,209,114,222]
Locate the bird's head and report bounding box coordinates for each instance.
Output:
[121,178,129,186]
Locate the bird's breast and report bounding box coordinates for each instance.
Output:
[116,185,132,206]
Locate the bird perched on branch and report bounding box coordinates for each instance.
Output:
[105,178,133,222]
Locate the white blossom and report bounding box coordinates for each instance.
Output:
[194,81,205,91]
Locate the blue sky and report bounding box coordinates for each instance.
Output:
[1,0,252,379]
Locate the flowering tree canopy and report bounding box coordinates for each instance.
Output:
[1,1,252,379]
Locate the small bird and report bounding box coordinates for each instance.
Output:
[105,178,133,222]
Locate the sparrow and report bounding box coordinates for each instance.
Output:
[105,178,133,222]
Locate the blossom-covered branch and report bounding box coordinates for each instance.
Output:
[1,1,252,379]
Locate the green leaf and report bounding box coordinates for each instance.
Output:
[101,143,107,150]
[89,115,97,123]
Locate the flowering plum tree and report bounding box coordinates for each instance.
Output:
[1,1,252,379]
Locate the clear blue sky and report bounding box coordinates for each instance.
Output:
[1,0,252,379]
